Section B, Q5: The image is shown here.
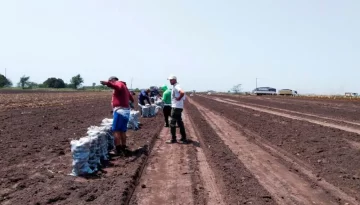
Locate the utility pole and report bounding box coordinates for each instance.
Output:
[256,78,257,88]
[130,77,133,89]
[4,68,6,77]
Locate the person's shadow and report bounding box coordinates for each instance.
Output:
[190,140,200,148]
[127,145,149,162]
[177,139,200,147]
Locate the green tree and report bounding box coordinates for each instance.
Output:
[70,74,84,89]
[43,77,56,88]
[54,79,65,88]
[43,77,65,88]
[0,74,12,88]
[18,75,31,89]
[231,84,242,93]
[27,82,39,89]
[134,88,140,92]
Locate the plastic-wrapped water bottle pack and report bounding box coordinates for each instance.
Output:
[127,110,140,130]
[141,105,150,117]
[70,137,94,176]
[70,119,115,176]
[149,105,156,116]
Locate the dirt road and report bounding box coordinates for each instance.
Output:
[131,111,225,205]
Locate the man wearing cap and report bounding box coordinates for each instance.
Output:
[100,76,134,156]
[161,85,172,127]
[167,75,188,143]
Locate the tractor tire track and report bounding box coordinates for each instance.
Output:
[189,98,357,205]
[183,110,225,205]
[220,97,360,128]
[191,95,360,202]
[211,96,360,135]
[186,100,276,204]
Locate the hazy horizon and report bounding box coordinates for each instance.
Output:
[1,0,359,95]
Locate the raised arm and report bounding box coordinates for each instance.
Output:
[100,81,121,91]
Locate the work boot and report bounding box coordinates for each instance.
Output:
[179,137,189,144]
[116,146,124,156]
[121,145,132,157]
[166,138,177,144]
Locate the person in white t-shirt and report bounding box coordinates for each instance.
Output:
[166,75,188,144]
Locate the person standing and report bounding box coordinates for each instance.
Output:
[167,75,188,143]
[161,85,172,127]
[100,76,134,156]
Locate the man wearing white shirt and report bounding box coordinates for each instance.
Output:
[167,75,188,144]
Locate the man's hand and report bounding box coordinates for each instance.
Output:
[100,81,107,85]
[176,90,185,101]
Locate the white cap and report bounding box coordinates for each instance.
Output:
[167,75,177,80]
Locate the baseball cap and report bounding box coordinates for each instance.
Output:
[108,76,118,81]
[167,75,177,80]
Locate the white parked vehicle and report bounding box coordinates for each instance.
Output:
[278,89,298,96]
[252,87,277,96]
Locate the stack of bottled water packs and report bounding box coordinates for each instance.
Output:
[139,104,160,118]
[70,118,115,176]
[70,137,94,176]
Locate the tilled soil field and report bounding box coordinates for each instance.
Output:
[189,95,360,204]
[214,94,360,122]
[0,91,113,111]
[2,91,360,205]
[0,91,163,205]
[184,104,276,204]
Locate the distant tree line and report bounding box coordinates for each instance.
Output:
[0,73,89,89]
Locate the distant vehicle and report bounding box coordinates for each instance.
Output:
[278,89,298,96]
[345,92,358,97]
[252,87,277,96]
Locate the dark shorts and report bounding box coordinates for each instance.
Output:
[112,108,130,132]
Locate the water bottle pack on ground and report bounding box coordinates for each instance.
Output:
[70,120,115,176]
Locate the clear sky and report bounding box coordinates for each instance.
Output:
[0,0,359,94]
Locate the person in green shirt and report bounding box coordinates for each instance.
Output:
[161,85,172,127]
